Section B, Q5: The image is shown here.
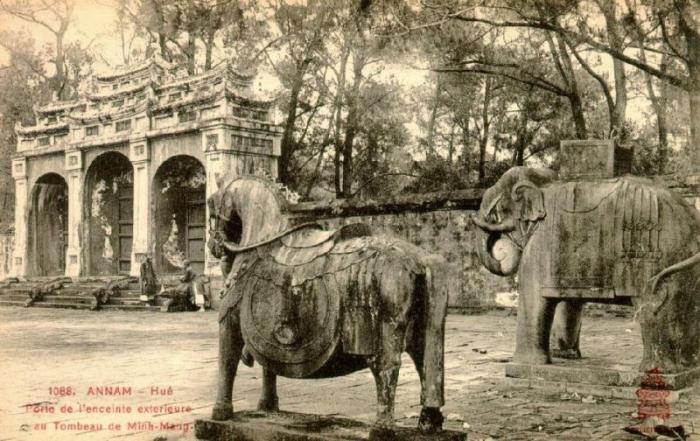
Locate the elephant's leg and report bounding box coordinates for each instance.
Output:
[257,368,279,411]
[551,301,584,359]
[514,274,557,365]
[212,312,244,420]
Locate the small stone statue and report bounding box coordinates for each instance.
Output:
[160,260,199,312]
[139,256,159,305]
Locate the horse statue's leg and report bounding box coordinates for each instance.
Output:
[258,368,279,411]
[368,321,403,437]
[413,257,447,433]
[212,311,244,420]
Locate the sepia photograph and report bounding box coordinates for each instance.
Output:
[0,0,699,439]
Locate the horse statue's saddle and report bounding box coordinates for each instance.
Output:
[222,223,400,377]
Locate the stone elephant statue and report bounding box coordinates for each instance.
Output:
[474,166,700,374]
[207,176,449,435]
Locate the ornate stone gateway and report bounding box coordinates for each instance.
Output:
[10,58,283,279]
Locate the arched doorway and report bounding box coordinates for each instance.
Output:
[153,155,206,274]
[28,173,68,276]
[84,152,134,275]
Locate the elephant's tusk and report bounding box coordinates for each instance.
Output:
[647,250,700,315]
[472,216,517,233]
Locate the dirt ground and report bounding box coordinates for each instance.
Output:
[0,306,698,441]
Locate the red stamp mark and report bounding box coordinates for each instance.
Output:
[636,367,671,422]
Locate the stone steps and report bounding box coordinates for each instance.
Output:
[39,295,94,304]
[0,293,31,302]
[0,274,220,312]
[0,299,28,307]
[0,277,163,312]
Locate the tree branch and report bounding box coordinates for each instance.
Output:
[446,12,689,90]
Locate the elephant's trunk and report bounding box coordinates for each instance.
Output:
[475,227,515,277]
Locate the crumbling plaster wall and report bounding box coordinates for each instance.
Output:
[28,176,68,276]
[153,155,206,273]
[82,147,132,275]
[149,133,205,273]
[288,190,514,310]
[20,154,67,277]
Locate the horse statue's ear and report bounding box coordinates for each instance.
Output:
[215,174,226,189]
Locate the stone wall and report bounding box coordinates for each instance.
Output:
[289,189,515,310]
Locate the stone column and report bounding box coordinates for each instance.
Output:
[129,138,151,277]
[65,150,84,278]
[11,158,28,277]
[202,125,231,276]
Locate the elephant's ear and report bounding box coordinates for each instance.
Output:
[512,180,546,223]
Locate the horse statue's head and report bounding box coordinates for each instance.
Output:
[207,175,291,258]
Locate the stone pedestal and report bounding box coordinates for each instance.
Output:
[504,362,699,402]
[195,411,467,441]
[559,139,632,180]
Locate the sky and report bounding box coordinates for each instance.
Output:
[0,1,119,67]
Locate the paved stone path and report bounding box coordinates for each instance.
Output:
[0,306,698,441]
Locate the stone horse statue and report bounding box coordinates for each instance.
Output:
[207,176,449,434]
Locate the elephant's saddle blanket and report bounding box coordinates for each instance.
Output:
[220,223,425,377]
[540,178,663,299]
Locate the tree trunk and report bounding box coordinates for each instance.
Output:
[340,49,364,198]
[279,62,309,185]
[642,53,669,173]
[54,33,66,99]
[684,21,700,169]
[553,33,587,138]
[333,47,350,197]
[598,0,627,138]
[204,32,215,71]
[186,32,196,74]
[461,118,470,177]
[567,92,587,139]
[159,34,169,60]
[478,77,493,184]
[342,108,358,197]
[366,132,379,196]
[426,75,441,154]
[512,103,529,166]
[688,70,700,169]
[447,123,455,165]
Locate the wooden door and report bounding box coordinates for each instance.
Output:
[117,183,133,274]
[185,198,206,274]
